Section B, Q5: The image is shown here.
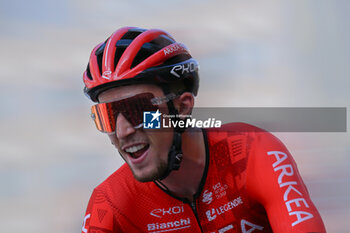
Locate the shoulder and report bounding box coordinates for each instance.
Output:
[208,122,266,133]
[205,122,279,146]
[204,122,291,180]
[88,164,158,216]
[207,123,291,170]
[95,164,147,203]
[203,122,286,176]
[83,164,151,232]
[96,163,134,192]
[222,122,266,132]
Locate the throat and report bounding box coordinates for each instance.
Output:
[155,128,208,202]
[155,156,207,202]
[155,179,196,202]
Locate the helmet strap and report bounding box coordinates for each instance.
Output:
[158,131,183,180]
[158,85,185,180]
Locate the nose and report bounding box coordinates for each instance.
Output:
[115,113,136,139]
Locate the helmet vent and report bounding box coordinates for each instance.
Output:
[131,48,154,69]
[86,64,93,80]
[160,54,192,66]
[114,47,127,70]
[96,49,104,75]
[151,35,175,47]
[121,30,143,40]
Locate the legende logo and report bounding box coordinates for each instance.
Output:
[143,110,162,129]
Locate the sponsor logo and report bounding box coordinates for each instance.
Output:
[213,182,228,199]
[206,208,217,222]
[202,190,214,205]
[147,218,191,233]
[241,219,264,233]
[150,205,184,218]
[164,43,183,56]
[219,224,234,233]
[102,70,112,79]
[267,151,314,227]
[97,209,107,223]
[170,62,197,78]
[206,196,243,222]
[143,110,161,129]
[82,213,91,233]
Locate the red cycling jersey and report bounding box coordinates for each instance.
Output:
[81,123,326,233]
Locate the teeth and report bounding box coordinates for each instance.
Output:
[125,144,146,153]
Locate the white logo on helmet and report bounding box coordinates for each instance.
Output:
[102,71,112,79]
[164,44,182,56]
[170,62,197,78]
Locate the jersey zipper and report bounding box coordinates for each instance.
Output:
[153,129,210,232]
[189,200,204,233]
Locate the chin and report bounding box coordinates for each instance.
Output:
[131,162,168,182]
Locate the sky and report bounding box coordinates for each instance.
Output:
[0,0,349,232]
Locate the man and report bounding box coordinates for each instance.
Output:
[81,26,326,233]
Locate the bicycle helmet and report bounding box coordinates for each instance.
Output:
[83,26,199,102]
[83,26,200,180]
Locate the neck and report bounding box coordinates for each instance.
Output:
[159,128,206,202]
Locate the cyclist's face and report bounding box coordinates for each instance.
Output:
[98,84,173,182]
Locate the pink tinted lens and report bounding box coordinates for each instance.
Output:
[92,93,159,133]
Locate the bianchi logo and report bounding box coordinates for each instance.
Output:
[202,190,213,205]
[147,218,191,233]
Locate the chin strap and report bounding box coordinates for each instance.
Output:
[158,131,183,180]
[157,86,186,180]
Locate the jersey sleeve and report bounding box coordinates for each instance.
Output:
[245,131,326,233]
[81,188,121,233]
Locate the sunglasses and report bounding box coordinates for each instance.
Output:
[91,92,177,133]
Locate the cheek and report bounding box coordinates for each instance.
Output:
[149,131,173,153]
[108,134,119,147]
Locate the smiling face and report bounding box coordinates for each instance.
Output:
[98,84,174,182]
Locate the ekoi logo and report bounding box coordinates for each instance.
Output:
[150,205,185,218]
[170,61,197,78]
[102,70,112,79]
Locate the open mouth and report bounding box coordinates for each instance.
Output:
[125,143,150,159]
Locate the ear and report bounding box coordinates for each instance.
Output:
[173,92,194,118]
